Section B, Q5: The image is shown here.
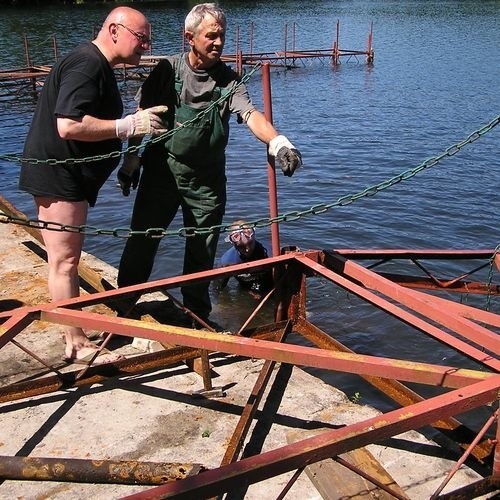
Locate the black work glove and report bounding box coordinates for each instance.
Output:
[268,135,303,177]
[117,153,141,196]
[276,147,302,177]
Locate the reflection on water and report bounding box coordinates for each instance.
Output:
[0,1,498,412]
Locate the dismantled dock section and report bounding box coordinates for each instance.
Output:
[0,20,374,96]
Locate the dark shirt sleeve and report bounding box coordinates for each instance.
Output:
[140,59,176,109]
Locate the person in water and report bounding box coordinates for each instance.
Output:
[216,220,273,297]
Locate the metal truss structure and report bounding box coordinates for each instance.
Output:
[0,245,498,499]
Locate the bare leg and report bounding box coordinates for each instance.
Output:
[36,197,123,364]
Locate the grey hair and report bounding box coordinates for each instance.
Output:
[184,3,226,33]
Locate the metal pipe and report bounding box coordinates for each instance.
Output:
[430,409,498,499]
[0,455,203,485]
[334,455,408,500]
[262,62,280,256]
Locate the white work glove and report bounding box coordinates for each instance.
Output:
[268,135,303,177]
[117,153,141,196]
[115,105,169,140]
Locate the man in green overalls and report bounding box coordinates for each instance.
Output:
[117,3,302,326]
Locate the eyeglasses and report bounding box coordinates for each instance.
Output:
[229,227,255,244]
[117,23,151,46]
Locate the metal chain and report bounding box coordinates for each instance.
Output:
[485,244,500,311]
[0,116,498,239]
[1,62,262,165]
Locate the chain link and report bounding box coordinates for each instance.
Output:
[0,63,261,166]
[485,244,500,311]
[1,115,498,240]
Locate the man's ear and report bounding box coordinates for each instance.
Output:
[185,30,195,47]
[109,23,118,43]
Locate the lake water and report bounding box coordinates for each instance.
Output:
[0,1,498,415]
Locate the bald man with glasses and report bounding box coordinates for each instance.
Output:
[19,7,168,365]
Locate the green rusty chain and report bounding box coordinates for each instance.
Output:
[485,244,500,311]
[0,114,499,241]
[1,62,262,166]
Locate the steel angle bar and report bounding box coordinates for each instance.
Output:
[330,249,496,260]
[42,308,493,388]
[403,287,500,328]
[324,248,498,296]
[0,347,203,404]
[435,477,500,500]
[221,323,291,466]
[34,253,298,312]
[410,258,491,288]
[294,254,499,371]
[322,251,499,356]
[121,376,499,500]
[429,409,498,499]
[0,326,283,404]
[293,316,494,462]
[0,307,39,349]
[373,272,494,295]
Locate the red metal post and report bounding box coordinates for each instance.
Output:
[23,33,31,68]
[262,62,280,256]
[235,24,240,73]
[292,22,297,66]
[250,21,254,58]
[284,23,288,68]
[52,33,58,62]
[494,411,500,481]
[335,20,340,65]
[367,21,374,63]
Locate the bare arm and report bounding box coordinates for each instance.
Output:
[244,110,279,145]
[57,115,118,141]
[57,104,169,142]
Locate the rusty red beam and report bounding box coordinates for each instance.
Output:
[323,252,499,355]
[374,273,496,295]
[41,308,493,388]
[405,288,500,328]
[295,254,499,371]
[221,325,290,466]
[0,325,283,404]
[330,249,497,260]
[120,376,499,500]
[0,307,39,348]
[294,316,495,462]
[29,253,298,312]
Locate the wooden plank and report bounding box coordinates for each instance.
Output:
[287,429,409,499]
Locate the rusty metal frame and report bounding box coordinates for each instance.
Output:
[0,248,498,499]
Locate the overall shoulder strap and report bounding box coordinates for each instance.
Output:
[174,55,184,94]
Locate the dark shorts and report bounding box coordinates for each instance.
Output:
[19,161,117,207]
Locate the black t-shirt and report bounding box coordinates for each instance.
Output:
[19,41,123,206]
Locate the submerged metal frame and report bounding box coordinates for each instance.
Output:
[0,248,498,499]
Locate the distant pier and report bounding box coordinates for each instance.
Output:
[0,20,374,95]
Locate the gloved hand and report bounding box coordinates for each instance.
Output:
[117,153,141,196]
[268,135,302,177]
[115,105,169,140]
